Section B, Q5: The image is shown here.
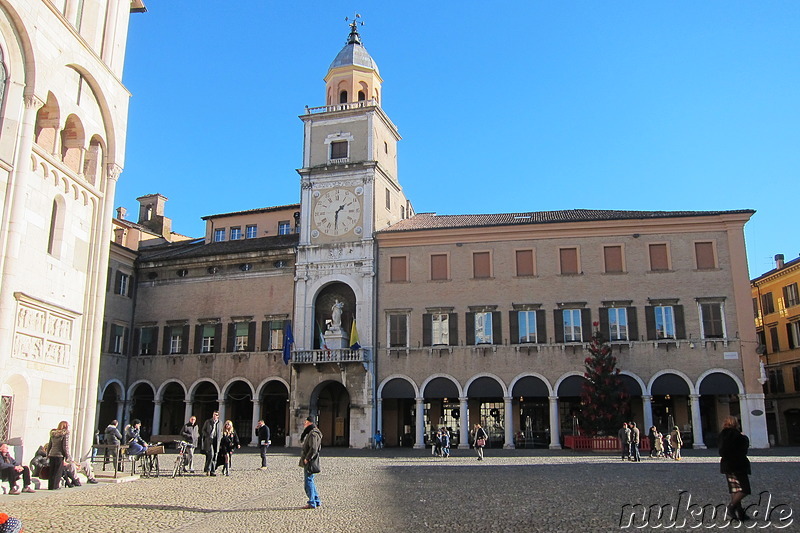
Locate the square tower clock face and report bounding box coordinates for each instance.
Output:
[313,188,361,236]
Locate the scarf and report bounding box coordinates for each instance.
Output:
[300,424,315,443]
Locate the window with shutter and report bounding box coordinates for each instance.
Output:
[649,244,669,271]
[654,306,675,339]
[473,252,491,279]
[431,313,449,345]
[201,325,216,353]
[700,303,725,339]
[560,248,579,275]
[695,242,715,269]
[607,308,628,341]
[390,256,408,282]
[603,246,623,273]
[234,322,249,352]
[269,321,285,351]
[388,314,408,347]
[474,311,493,344]
[562,309,582,342]
[431,254,448,281]
[784,283,800,308]
[515,250,534,277]
[517,311,537,343]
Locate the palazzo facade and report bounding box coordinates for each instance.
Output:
[97,22,769,450]
[0,0,144,456]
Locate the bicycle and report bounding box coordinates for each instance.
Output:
[171,441,194,478]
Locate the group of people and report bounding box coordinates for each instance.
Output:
[648,425,683,460]
[430,424,488,461]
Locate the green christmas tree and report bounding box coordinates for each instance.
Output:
[580,324,630,436]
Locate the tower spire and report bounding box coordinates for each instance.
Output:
[345,13,364,45]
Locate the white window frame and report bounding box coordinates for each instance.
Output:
[229,227,242,240]
[563,309,582,342]
[474,311,493,344]
[785,283,800,308]
[278,221,291,235]
[234,322,249,352]
[170,332,182,354]
[112,325,125,354]
[245,225,257,239]
[118,273,129,297]
[201,325,215,353]
[789,321,800,349]
[654,306,675,339]
[269,321,284,351]
[608,307,628,341]
[214,228,226,242]
[431,313,449,346]
[518,311,537,343]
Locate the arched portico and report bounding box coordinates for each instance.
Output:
[377,375,418,447]
[648,371,700,448]
[510,373,553,448]
[309,380,351,447]
[221,378,255,445]
[127,381,155,441]
[420,375,462,449]
[466,374,508,449]
[556,373,587,445]
[256,378,290,447]
[697,370,743,447]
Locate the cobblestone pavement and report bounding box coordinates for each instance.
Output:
[1,447,798,532]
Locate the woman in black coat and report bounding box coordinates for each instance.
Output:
[718,416,751,522]
[216,420,240,476]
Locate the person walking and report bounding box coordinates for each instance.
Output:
[629,422,641,462]
[719,416,752,522]
[0,442,35,494]
[647,426,657,458]
[618,422,631,460]
[180,416,199,473]
[670,426,683,461]
[440,428,450,458]
[215,420,240,476]
[201,411,221,476]
[473,423,488,461]
[46,420,72,490]
[299,416,323,509]
[255,420,271,470]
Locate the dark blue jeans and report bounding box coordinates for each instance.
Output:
[304,471,321,508]
[630,442,641,461]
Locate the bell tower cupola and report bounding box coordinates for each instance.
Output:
[324,15,383,106]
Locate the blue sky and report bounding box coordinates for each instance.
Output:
[119,2,799,276]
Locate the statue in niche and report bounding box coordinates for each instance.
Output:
[330,299,344,332]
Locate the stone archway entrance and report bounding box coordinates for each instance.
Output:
[313,381,350,447]
[260,381,289,446]
[380,378,416,447]
[129,383,155,441]
[97,383,122,433]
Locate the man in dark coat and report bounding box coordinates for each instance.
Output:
[719,416,752,522]
[299,416,322,509]
[201,411,220,476]
[0,442,35,494]
[255,419,271,469]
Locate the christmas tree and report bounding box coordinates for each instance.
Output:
[580,323,630,435]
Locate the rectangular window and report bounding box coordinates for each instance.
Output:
[753,297,759,318]
[784,283,800,308]
[769,369,785,394]
[563,309,582,342]
[330,140,348,160]
[390,256,407,282]
[473,252,491,279]
[201,325,216,353]
[788,322,800,350]
[214,228,226,242]
[761,293,775,315]
[700,303,725,339]
[654,306,675,339]
[234,322,249,352]
[229,227,242,240]
[139,327,156,355]
[608,307,628,341]
[245,225,258,239]
[430,254,448,281]
[170,327,182,354]
[385,188,391,210]
[474,312,493,344]
[278,221,291,235]
[112,325,126,354]
[560,248,579,275]
[695,242,716,269]
[431,313,450,345]
[518,311,537,343]
[269,321,284,351]
[769,326,780,353]
[388,314,408,348]
[649,244,669,271]
[604,246,623,273]
[793,366,800,393]
[119,273,130,296]
[515,250,534,277]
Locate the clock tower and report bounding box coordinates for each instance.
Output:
[291,19,411,448]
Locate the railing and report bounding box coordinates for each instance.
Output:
[305,99,378,114]
[292,348,368,364]
[564,435,651,451]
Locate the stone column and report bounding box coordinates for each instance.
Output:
[504,396,514,449]
[152,400,162,437]
[642,395,653,430]
[376,398,383,442]
[414,397,425,449]
[689,394,706,449]
[458,396,469,449]
[184,400,193,421]
[249,399,261,447]
[218,397,226,425]
[115,400,124,425]
[548,395,561,449]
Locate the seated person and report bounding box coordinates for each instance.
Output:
[29,445,49,478]
[0,442,35,494]
[125,419,148,456]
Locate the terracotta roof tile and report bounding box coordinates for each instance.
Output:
[138,234,298,262]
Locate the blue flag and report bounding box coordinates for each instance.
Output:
[282,321,294,364]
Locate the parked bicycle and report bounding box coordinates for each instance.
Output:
[171,441,195,478]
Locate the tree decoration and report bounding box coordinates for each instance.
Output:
[580,322,630,435]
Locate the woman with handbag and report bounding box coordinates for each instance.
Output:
[473,423,488,461]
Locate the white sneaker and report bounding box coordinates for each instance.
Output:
[22,486,35,493]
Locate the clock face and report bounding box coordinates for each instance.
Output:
[313,188,361,236]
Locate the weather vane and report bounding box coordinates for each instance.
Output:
[344,13,364,44]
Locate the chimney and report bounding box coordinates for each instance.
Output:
[775,254,785,269]
[116,207,127,220]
